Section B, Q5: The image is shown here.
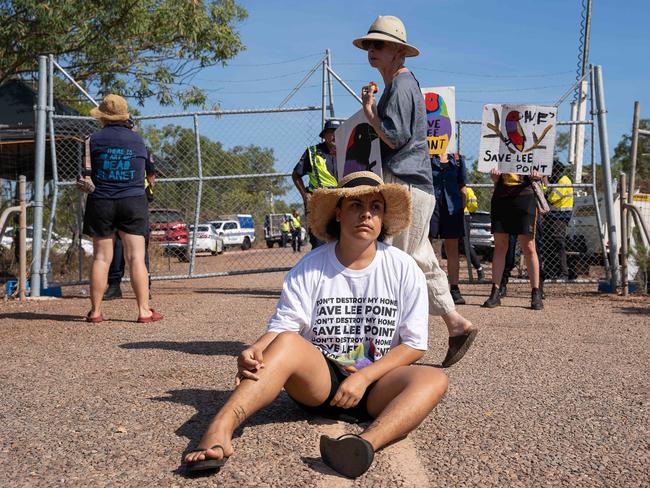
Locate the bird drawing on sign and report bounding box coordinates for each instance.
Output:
[343,123,379,175]
[505,111,526,152]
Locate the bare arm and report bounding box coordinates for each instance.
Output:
[292,170,311,206]
[362,84,397,150]
[330,344,424,408]
[236,331,280,384]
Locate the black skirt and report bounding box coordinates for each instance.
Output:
[491,192,537,236]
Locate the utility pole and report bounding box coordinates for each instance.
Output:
[570,0,592,183]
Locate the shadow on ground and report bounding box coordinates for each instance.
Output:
[120,340,247,356]
[155,388,308,477]
[617,306,650,317]
[193,287,281,298]
[0,312,83,322]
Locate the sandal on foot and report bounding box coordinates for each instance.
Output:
[85,312,104,323]
[319,434,374,478]
[136,309,164,324]
[441,328,478,368]
[185,444,229,472]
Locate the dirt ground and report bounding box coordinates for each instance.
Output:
[0,273,648,487]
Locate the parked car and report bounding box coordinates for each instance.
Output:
[210,214,255,250]
[264,213,307,248]
[188,224,224,255]
[1,226,93,256]
[149,208,190,262]
[467,210,494,259]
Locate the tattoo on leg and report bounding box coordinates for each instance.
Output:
[233,405,247,425]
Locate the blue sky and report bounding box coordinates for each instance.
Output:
[140,0,648,165]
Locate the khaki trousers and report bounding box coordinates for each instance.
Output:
[383,170,455,316]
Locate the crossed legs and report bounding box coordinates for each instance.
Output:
[184,332,447,465]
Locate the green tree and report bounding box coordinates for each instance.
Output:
[141,124,290,227]
[0,0,247,107]
[611,118,650,192]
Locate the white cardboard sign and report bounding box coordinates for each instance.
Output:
[478,104,557,175]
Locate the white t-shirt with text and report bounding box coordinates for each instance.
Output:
[267,242,428,373]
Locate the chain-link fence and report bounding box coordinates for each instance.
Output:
[37,56,614,289]
[454,118,608,284]
[45,107,324,284]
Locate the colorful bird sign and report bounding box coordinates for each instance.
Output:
[505,111,526,152]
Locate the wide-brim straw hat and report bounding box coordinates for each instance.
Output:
[353,15,420,58]
[309,171,412,242]
[90,94,130,122]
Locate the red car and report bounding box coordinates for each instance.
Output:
[149,208,190,262]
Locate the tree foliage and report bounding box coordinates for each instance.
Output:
[611,118,650,192]
[0,0,247,107]
[141,124,291,226]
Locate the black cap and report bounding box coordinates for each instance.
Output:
[319,120,341,138]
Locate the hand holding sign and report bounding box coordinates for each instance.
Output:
[478,104,557,176]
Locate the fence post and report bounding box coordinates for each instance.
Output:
[593,65,619,290]
[189,114,204,276]
[620,172,628,296]
[31,55,48,297]
[18,176,27,301]
[326,49,335,119]
[321,53,327,129]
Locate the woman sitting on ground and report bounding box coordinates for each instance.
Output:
[183,171,448,479]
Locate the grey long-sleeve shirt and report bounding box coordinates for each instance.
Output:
[377,71,434,194]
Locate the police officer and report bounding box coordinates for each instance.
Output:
[292,120,340,249]
[290,209,302,253]
[280,217,290,248]
[544,159,574,279]
[460,186,485,281]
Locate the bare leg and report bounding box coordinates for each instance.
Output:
[490,233,510,288]
[519,235,540,289]
[118,231,150,317]
[185,332,332,464]
[361,366,448,450]
[444,238,460,286]
[89,235,115,318]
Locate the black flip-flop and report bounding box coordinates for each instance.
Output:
[319,434,374,478]
[185,444,229,472]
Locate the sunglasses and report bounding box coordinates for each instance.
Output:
[361,40,385,50]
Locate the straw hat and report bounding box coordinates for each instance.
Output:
[353,16,420,58]
[309,171,412,242]
[90,94,130,122]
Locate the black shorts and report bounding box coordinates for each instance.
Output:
[289,353,376,423]
[491,192,537,236]
[429,196,464,239]
[83,195,149,238]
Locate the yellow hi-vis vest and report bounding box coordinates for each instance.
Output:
[548,175,574,210]
[464,187,478,214]
[280,221,290,233]
[290,215,301,230]
[307,145,337,190]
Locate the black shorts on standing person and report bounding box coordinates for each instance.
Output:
[83,195,149,238]
[429,196,465,239]
[483,172,543,310]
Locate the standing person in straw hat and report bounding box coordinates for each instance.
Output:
[353,15,477,367]
[184,171,448,479]
[78,94,163,324]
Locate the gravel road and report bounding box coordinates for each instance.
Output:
[0,275,648,487]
